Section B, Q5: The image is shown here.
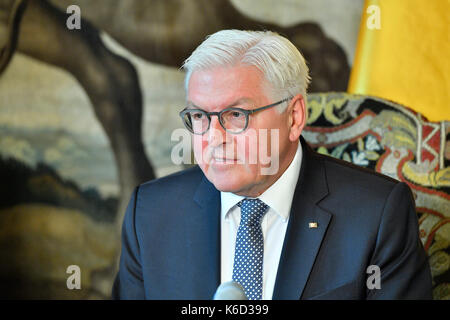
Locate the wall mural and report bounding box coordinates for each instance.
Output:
[0,0,363,298]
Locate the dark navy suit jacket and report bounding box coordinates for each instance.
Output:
[112,137,432,299]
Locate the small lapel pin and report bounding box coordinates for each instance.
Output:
[309,222,318,228]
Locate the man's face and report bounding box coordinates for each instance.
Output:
[187,65,294,197]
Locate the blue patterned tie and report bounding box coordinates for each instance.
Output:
[232,198,269,300]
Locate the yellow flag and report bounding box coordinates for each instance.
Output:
[348,0,450,121]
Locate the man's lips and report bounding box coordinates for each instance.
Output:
[204,148,239,164]
[210,156,239,164]
[212,157,237,162]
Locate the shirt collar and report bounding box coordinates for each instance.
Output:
[221,141,303,222]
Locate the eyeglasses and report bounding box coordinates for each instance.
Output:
[179,97,292,135]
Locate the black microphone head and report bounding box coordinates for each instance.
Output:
[213,281,248,300]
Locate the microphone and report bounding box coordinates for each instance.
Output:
[213,281,248,300]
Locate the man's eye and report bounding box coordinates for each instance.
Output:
[192,113,203,120]
[232,111,243,118]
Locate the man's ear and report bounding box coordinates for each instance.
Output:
[288,94,307,142]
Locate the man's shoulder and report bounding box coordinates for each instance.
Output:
[138,165,205,195]
[129,166,207,216]
[314,151,401,198]
[307,150,415,241]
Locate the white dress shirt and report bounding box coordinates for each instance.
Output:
[220,142,303,299]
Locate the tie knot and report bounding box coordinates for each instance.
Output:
[237,199,268,226]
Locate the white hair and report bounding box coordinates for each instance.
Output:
[182,29,311,112]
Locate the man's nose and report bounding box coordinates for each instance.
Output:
[206,116,226,147]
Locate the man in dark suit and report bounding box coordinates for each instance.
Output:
[112,30,432,299]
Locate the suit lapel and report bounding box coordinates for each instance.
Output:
[184,174,221,299]
[184,137,332,299]
[272,137,332,299]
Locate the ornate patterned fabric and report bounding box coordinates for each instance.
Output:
[304,92,450,300]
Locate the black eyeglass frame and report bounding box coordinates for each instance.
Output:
[179,97,293,135]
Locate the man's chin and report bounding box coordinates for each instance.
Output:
[201,165,253,194]
[211,181,239,193]
[209,177,246,194]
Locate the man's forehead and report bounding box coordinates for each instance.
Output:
[188,65,265,88]
[186,97,255,110]
[186,65,271,110]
